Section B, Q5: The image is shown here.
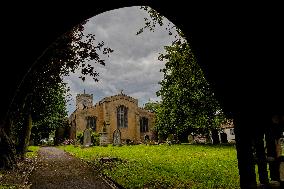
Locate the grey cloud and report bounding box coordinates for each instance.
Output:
[84,6,177,60]
[64,6,178,115]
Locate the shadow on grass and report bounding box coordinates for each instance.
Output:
[180,143,236,148]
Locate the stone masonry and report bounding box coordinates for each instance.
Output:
[69,92,155,144]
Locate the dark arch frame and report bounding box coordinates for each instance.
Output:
[1,2,283,188]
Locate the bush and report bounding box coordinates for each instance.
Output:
[76,131,100,146]
[125,139,134,145]
[91,132,100,146]
[76,131,84,144]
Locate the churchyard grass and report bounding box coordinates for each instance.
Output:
[26,146,40,158]
[60,144,240,188]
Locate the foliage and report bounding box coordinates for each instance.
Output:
[136,6,181,39]
[91,132,100,146]
[136,6,164,35]
[7,18,112,155]
[166,133,174,143]
[26,146,40,158]
[60,144,240,188]
[144,101,160,113]
[0,184,17,189]
[137,6,226,141]
[76,132,84,144]
[76,131,100,146]
[156,35,225,141]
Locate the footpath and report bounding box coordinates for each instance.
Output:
[28,147,114,189]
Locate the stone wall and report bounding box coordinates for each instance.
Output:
[69,93,155,144]
[76,93,93,109]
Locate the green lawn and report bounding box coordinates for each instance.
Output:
[26,146,40,158]
[60,144,240,189]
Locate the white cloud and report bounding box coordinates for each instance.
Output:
[64,6,178,116]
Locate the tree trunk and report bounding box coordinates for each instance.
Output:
[234,113,257,189]
[211,129,220,144]
[0,127,17,169]
[18,114,32,159]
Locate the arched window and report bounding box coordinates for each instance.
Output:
[117,105,128,128]
[86,116,96,131]
[140,117,149,132]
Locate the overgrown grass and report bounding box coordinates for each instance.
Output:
[26,146,40,158]
[60,144,240,188]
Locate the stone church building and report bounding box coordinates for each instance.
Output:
[69,92,155,144]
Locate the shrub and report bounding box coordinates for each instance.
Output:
[76,131,84,144]
[125,139,134,145]
[76,131,100,146]
[91,132,100,146]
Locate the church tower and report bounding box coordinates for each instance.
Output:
[76,90,93,110]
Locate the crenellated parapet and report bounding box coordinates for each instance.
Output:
[97,93,138,106]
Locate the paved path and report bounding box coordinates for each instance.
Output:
[28,147,112,189]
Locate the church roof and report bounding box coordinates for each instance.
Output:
[97,93,138,105]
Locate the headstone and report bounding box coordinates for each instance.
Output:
[83,129,92,147]
[99,132,109,146]
[113,129,121,146]
[99,121,110,146]
[144,135,150,143]
[188,134,194,144]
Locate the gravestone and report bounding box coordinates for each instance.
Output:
[83,129,92,147]
[113,129,121,146]
[188,134,194,144]
[99,132,109,146]
[99,121,110,146]
[144,135,150,143]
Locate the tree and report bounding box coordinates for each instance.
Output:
[156,37,225,142]
[144,101,160,113]
[138,6,226,142]
[0,19,112,168]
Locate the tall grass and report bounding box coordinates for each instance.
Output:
[60,144,240,189]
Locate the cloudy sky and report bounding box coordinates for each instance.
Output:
[63,6,178,116]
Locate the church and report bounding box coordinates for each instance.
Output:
[68,91,155,144]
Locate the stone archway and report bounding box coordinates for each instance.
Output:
[1,2,283,188]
